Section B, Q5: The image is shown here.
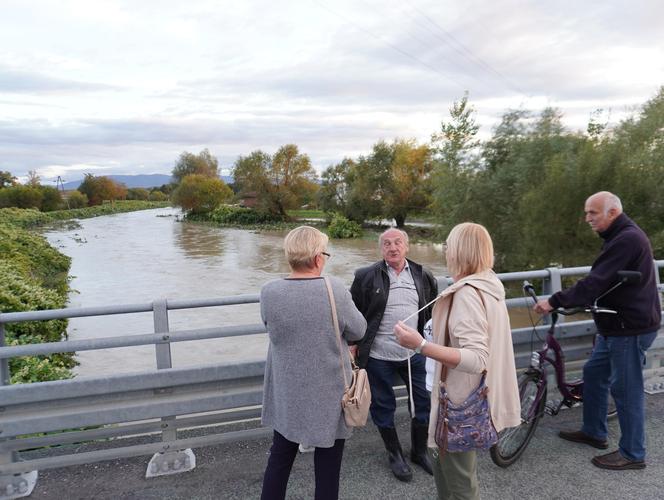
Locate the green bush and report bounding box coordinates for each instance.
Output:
[67,190,88,208]
[40,186,64,211]
[0,208,52,228]
[0,202,169,384]
[126,188,150,201]
[0,222,75,384]
[0,185,43,209]
[327,214,363,239]
[148,190,168,201]
[198,205,285,225]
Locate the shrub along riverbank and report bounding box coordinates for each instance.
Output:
[0,201,170,383]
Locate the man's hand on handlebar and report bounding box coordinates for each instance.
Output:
[534,299,553,315]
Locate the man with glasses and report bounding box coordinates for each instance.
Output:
[350,228,438,482]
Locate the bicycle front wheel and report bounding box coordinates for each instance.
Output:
[490,371,546,468]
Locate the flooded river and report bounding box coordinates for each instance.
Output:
[45,208,448,376]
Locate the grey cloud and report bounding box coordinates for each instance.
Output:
[0,66,118,94]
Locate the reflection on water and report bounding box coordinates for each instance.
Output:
[174,222,226,259]
[45,208,450,376]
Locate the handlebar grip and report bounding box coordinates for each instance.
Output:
[523,281,538,303]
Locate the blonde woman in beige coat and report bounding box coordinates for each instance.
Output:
[394,222,520,500]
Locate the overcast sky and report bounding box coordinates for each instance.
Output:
[2,0,663,183]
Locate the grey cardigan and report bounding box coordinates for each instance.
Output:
[260,276,367,448]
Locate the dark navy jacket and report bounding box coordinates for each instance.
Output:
[549,214,661,336]
[350,259,438,368]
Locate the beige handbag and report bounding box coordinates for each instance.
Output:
[324,277,371,427]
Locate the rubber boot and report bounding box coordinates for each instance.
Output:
[410,419,433,475]
[378,426,413,482]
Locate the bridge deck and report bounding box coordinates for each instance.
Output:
[25,392,664,500]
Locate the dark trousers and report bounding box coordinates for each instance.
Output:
[260,430,345,500]
[366,353,430,428]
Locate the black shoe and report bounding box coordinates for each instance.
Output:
[592,450,646,470]
[378,427,413,482]
[559,430,608,449]
[410,419,433,475]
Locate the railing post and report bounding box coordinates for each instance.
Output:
[0,323,9,386]
[0,322,39,499]
[541,267,563,325]
[146,299,195,478]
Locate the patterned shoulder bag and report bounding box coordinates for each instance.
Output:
[434,287,498,454]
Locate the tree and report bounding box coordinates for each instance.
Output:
[340,139,432,227]
[430,93,482,233]
[172,149,219,184]
[0,185,43,209]
[233,145,318,217]
[0,171,17,189]
[148,191,168,202]
[383,139,433,227]
[26,170,41,187]
[40,186,63,211]
[318,159,354,214]
[67,190,88,208]
[78,174,127,206]
[126,188,150,201]
[171,174,233,214]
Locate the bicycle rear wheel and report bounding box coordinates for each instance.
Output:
[490,371,546,467]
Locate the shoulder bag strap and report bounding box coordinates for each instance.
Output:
[441,286,488,384]
[440,293,455,384]
[324,276,349,390]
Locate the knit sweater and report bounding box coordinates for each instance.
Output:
[260,276,367,448]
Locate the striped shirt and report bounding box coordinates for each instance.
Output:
[370,262,419,361]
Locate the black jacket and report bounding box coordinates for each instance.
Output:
[350,259,439,367]
[549,214,661,336]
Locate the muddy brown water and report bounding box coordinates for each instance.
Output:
[45,208,459,376]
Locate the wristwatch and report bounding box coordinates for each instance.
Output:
[414,338,427,354]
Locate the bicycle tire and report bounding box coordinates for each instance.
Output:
[490,371,547,468]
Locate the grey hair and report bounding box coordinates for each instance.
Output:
[379,228,409,246]
[595,191,623,214]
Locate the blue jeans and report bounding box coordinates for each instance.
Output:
[582,330,658,461]
[366,354,430,428]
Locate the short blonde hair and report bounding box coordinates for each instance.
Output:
[284,226,329,270]
[445,222,494,277]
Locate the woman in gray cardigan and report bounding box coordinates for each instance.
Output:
[260,226,367,500]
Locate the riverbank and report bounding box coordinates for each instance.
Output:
[0,201,170,384]
[0,200,170,229]
[185,206,439,244]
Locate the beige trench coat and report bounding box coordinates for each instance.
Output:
[427,270,521,448]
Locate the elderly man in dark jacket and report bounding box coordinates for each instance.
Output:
[535,191,661,471]
[351,228,438,482]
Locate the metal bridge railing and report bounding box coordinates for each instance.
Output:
[0,261,662,498]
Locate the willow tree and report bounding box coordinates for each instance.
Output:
[232,144,318,218]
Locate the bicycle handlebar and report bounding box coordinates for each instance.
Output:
[522,280,617,315]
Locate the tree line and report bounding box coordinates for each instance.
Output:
[3,86,662,272]
[0,171,170,211]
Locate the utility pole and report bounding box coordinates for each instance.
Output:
[55,175,70,209]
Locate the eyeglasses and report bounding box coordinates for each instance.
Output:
[322,252,331,258]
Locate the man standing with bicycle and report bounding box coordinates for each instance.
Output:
[534,191,661,470]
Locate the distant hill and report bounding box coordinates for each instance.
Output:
[62,174,234,190]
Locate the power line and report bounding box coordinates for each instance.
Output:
[405,2,530,97]
[310,0,469,92]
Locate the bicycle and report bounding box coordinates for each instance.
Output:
[489,271,641,467]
